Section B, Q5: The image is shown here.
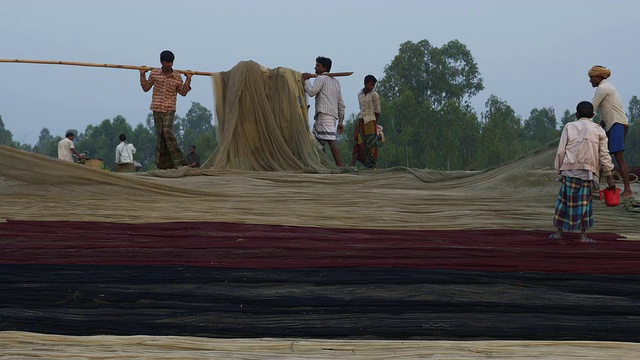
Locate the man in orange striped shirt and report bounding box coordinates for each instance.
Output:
[140,50,192,169]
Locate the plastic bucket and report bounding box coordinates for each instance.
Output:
[599,187,621,207]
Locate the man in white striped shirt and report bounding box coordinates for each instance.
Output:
[303,56,346,167]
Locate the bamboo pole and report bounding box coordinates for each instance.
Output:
[0,59,354,77]
[0,59,215,76]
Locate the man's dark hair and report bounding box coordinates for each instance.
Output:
[364,75,377,84]
[119,133,127,141]
[190,145,196,150]
[316,56,332,72]
[160,50,175,62]
[65,132,75,138]
[576,101,594,118]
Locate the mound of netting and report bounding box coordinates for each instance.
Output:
[0,145,208,196]
[204,60,330,172]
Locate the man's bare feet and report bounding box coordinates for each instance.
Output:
[549,232,566,244]
[621,190,634,198]
[579,236,596,243]
[549,232,562,240]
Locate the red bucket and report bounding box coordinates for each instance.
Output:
[599,187,621,207]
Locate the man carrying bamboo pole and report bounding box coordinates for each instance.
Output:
[140,50,192,169]
[302,56,346,167]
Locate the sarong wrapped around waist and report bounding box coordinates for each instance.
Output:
[313,113,338,141]
[352,118,379,168]
[553,176,593,231]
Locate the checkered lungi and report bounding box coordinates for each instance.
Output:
[553,176,594,231]
[352,118,379,168]
[312,113,337,151]
[153,111,187,169]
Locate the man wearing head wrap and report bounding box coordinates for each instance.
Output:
[588,65,633,198]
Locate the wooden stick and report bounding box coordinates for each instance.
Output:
[309,72,353,78]
[0,59,215,76]
[1,59,354,78]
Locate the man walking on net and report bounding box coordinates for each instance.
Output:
[140,50,192,169]
[303,56,346,167]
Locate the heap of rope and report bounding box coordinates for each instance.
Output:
[624,198,640,213]
[611,171,640,213]
[612,171,639,184]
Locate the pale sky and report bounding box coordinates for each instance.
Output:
[1,0,639,145]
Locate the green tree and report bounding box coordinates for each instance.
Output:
[522,107,559,146]
[131,122,157,170]
[625,96,640,166]
[560,109,574,127]
[183,102,213,136]
[435,101,481,170]
[377,39,484,108]
[375,39,484,169]
[378,90,425,168]
[33,127,57,156]
[479,95,523,167]
[0,115,14,146]
[181,101,217,165]
[628,95,640,126]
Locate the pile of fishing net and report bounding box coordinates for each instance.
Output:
[204,60,331,172]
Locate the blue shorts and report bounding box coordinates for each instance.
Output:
[607,123,628,153]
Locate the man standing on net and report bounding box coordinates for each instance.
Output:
[588,65,633,198]
[57,132,83,163]
[140,50,192,169]
[114,133,136,172]
[551,101,616,243]
[302,56,346,167]
[350,75,382,169]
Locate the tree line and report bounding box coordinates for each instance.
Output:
[338,39,640,170]
[1,38,639,171]
[0,102,217,172]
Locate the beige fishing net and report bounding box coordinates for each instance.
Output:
[1,143,638,236]
[205,60,330,172]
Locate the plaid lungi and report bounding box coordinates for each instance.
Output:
[313,113,338,141]
[312,113,338,152]
[553,176,593,231]
[153,111,187,169]
[352,118,380,168]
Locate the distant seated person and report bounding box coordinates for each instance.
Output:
[115,133,137,172]
[57,132,83,162]
[186,145,200,168]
